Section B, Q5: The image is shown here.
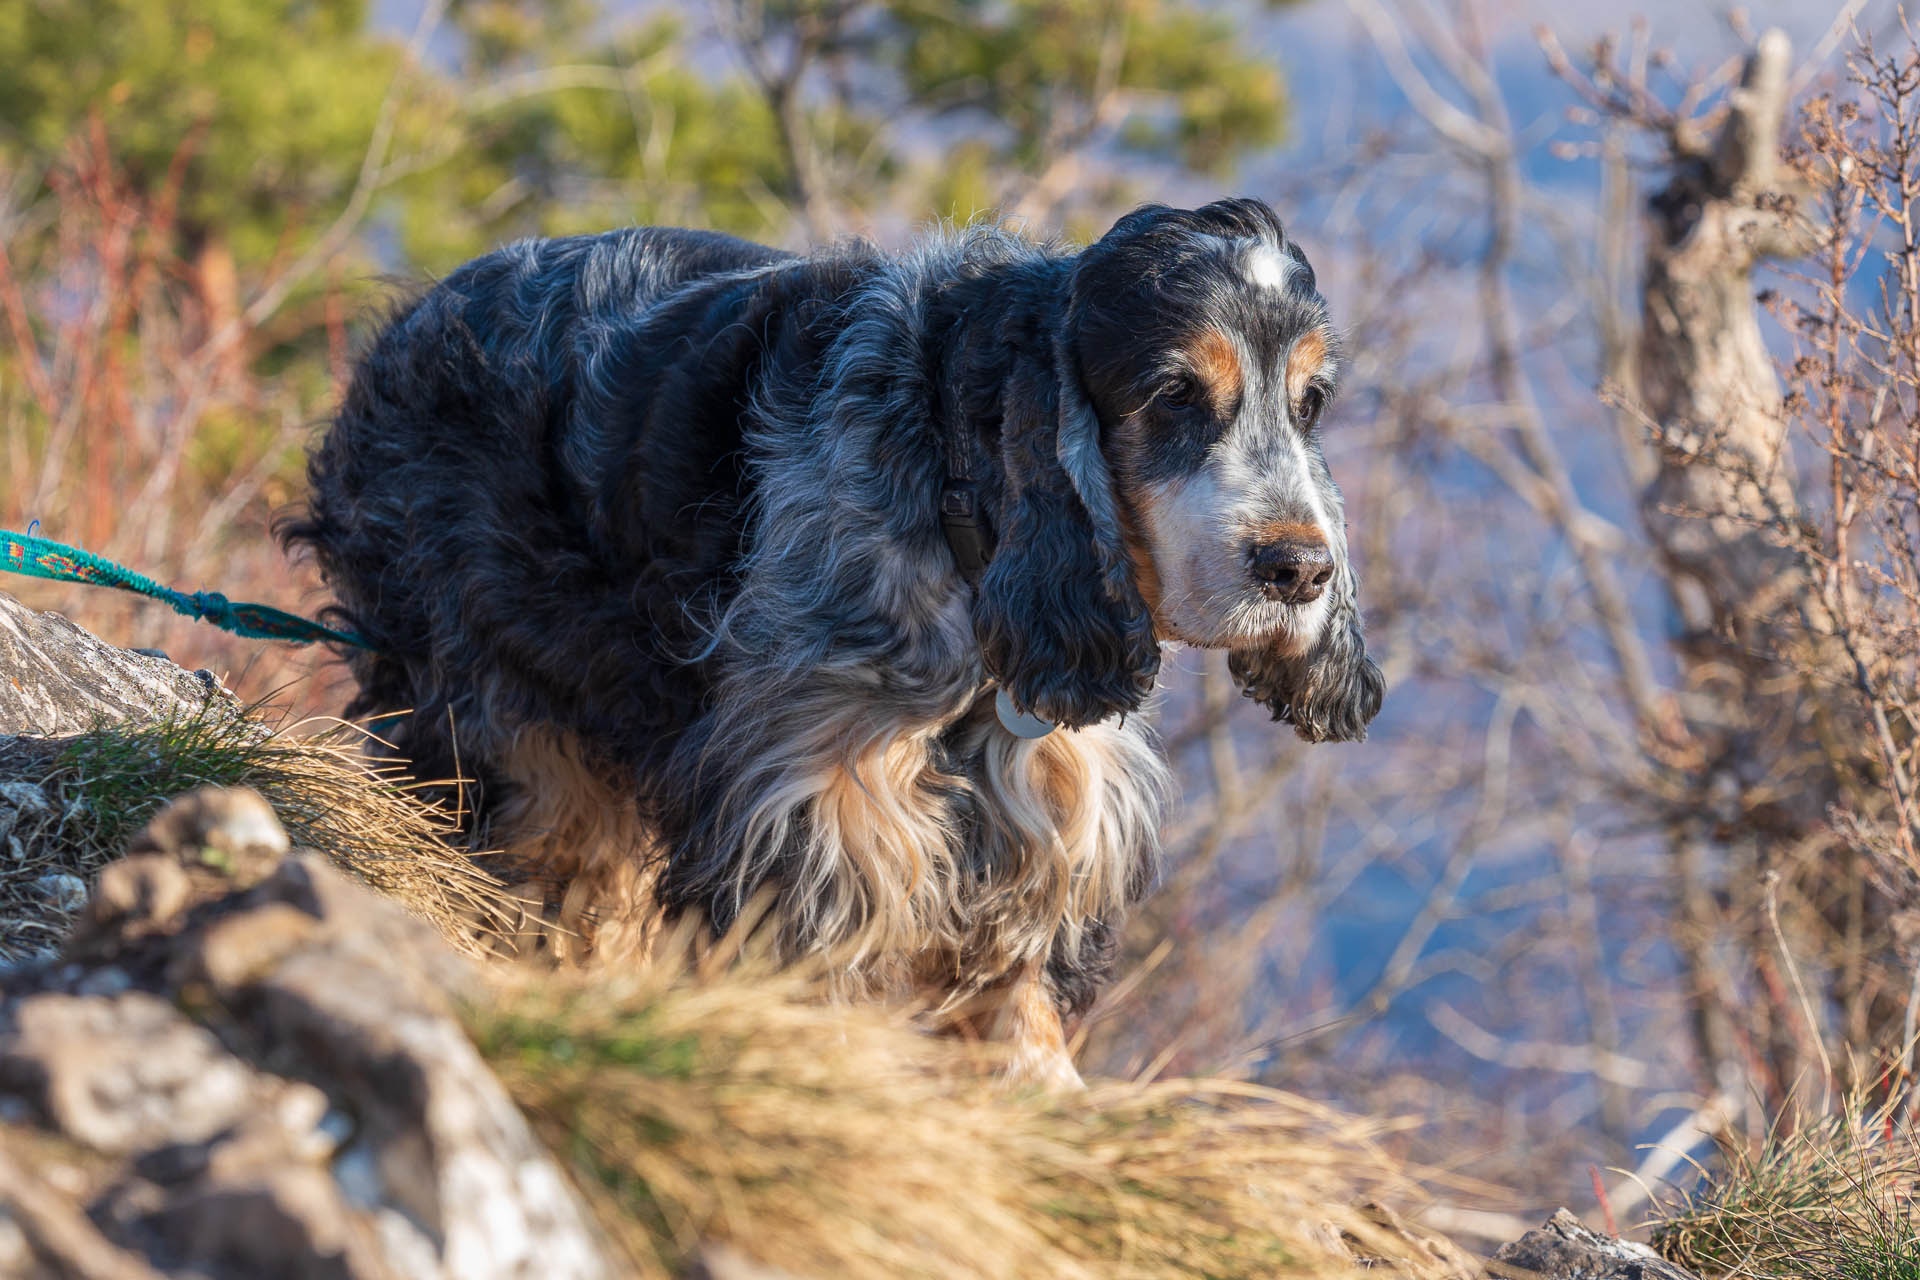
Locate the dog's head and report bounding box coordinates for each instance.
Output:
[975,198,1383,741]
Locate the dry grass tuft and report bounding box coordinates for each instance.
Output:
[1652,1092,1920,1279]
[0,706,514,963]
[472,955,1471,1280]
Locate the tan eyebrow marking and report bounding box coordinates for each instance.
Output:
[1285,328,1331,403]
[1247,517,1327,549]
[1186,327,1243,411]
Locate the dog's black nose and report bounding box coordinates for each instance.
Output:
[1249,537,1334,604]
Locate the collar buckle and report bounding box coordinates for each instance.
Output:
[940,480,993,586]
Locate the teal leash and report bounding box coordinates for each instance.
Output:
[1,528,372,650]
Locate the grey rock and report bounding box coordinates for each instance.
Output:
[0,991,270,1154]
[1489,1209,1701,1280]
[0,592,237,738]
[0,1146,165,1280]
[0,787,611,1280]
[128,785,289,871]
[32,873,87,914]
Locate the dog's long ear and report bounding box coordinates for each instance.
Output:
[1229,560,1384,743]
[972,320,1159,729]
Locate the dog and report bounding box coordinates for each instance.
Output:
[285,198,1383,1087]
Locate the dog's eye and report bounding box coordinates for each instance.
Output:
[1161,376,1203,410]
[1295,385,1327,430]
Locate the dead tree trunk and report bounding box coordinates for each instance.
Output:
[1638,30,1815,639]
[1634,30,1895,1096]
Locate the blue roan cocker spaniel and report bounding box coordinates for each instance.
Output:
[287,198,1383,1086]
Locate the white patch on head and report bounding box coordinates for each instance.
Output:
[1244,242,1294,292]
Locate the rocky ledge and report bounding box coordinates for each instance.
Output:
[0,786,608,1280]
[1488,1210,1702,1280]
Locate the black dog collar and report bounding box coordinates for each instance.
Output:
[939,480,993,587]
[939,407,994,588]
[939,425,1054,737]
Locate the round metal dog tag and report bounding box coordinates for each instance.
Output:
[995,687,1056,739]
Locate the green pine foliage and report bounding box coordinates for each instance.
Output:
[0,0,402,267]
[1,0,1292,280]
[887,0,1286,178]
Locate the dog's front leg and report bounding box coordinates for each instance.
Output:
[989,961,1085,1092]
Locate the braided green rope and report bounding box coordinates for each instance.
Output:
[1,529,371,649]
